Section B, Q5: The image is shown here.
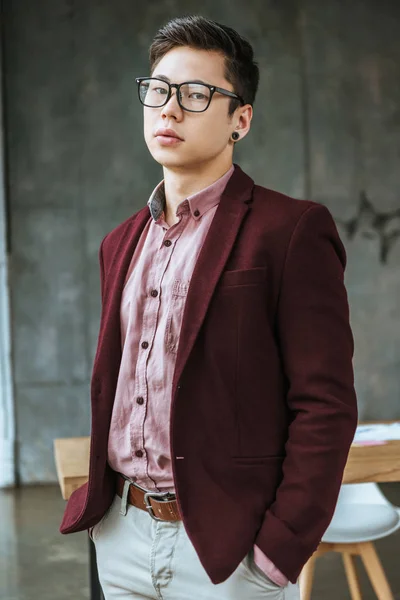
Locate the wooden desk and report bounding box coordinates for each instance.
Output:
[54,424,400,501]
[54,436,90,501]
[343,438,400,484]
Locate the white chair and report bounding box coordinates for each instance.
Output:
[299,483,400,600]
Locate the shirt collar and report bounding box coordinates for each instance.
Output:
[147,165,235,223]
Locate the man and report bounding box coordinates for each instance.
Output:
[60,15,358,599]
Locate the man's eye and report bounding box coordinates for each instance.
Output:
[154,87,168,95]
[189,93,206,100]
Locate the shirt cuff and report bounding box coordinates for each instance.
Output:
[253,544,289,587]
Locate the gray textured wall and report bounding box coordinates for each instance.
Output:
[3,0,400,483]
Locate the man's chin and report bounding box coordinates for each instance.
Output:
[151,149,194,170]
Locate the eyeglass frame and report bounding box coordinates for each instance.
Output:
[135,76,245,113]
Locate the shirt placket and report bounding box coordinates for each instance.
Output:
[129,208,188,489]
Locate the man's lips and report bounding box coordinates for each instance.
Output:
[154,128,184,141]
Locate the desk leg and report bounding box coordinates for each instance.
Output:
[89,536,104,600]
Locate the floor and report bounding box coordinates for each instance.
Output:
[1,483,400,599]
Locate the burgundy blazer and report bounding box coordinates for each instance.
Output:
[60,164,358,584]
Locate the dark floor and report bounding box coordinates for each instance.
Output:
[1,483,400,599]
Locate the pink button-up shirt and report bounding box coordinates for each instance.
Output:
[107,165,288,587]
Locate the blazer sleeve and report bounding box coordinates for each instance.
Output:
[254,203,358,583]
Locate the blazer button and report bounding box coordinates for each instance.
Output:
[141,341,149,349]
[194,209,200,217]
[150,290,158,297]
[164,239,172,247]
[136,397,144,405]
[135,449,143,458]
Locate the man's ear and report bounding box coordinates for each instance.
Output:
[234,104,253,141]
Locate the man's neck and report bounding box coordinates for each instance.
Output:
[162,159,233,224]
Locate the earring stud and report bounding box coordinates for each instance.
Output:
[232,131,240,141]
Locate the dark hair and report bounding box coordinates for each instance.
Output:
[149,15,259,115]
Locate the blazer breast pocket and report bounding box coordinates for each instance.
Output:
[218,266,267,288]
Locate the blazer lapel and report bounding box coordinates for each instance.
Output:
[172,164,255,396]
[102,208,151,307]
[95,207,151,383]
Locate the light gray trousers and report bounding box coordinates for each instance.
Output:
[91,494,300,600]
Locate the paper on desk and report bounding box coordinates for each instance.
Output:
[353,422,400,443]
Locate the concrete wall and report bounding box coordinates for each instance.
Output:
[2,0,400,483]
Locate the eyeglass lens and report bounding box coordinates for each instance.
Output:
[139,79,211,112]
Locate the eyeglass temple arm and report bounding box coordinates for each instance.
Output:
[214,86,244,105]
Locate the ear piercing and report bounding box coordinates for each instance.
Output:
[232,131,240,141]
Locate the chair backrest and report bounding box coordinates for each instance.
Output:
[337,483,392,506]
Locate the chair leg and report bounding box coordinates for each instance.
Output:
[359,542,394,600]
[299,553,317,600]
[342,552,362,600]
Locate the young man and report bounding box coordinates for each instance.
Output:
[60,15,358,599]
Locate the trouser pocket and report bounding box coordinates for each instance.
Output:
[243,548,286,591]
[87,496,117,543]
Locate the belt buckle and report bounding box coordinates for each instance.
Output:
[143,491,174,521]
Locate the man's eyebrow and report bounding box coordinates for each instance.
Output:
[153,74,171,82]
[153,74,209,85]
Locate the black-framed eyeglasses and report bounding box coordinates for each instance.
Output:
[135,77,244,113]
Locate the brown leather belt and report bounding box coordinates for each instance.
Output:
[116,473,181,522]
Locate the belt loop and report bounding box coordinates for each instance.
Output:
[120,479,130,516]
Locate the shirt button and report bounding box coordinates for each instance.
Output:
[137,397,144,405]
[141,341,149,349]
[164,239,172,247]
[150,289,158,297]
[135,450,144,458]
[194,209,200,217]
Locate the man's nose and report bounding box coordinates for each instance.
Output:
[161,89,182,118]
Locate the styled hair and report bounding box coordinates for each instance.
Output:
[149,15,259,115]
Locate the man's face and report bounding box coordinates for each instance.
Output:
[143,46,243,171]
